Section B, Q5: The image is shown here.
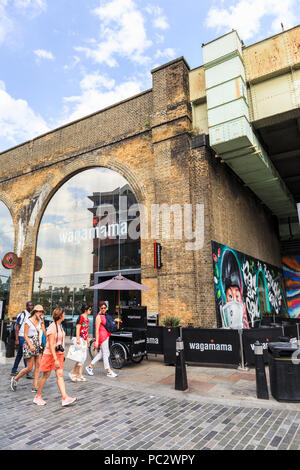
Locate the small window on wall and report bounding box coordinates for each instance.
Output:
[0,202,14,319]
[33,168,141,318]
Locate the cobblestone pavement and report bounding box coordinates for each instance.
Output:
[0,357,300,451]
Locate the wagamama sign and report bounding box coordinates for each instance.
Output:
[58,199,205,251]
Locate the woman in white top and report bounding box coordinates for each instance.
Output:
[10,305,46,393]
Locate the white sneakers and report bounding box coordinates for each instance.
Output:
[33,395,76,407]
[85,366,94,376]
[86,366,117,377]
[62,396,77,407]
[33,396,46,406]
[107,370,118,378]
[10,377,17,391]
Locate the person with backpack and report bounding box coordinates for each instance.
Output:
[69,304,91,382]
[11,301,34,378]
[85,301,120,378]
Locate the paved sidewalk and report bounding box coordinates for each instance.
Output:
[0,347,299,450]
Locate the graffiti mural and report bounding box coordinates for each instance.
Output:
[212,242,287,328]
[282,256,300,319]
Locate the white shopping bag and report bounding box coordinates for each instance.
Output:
[67,341,85,363]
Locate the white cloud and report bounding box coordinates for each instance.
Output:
[63,55,80,71]
[145,5,169,30]
[0,81,49,146]
[13,0,47,17]
[34,49,54,60]
[0,2,13,44]
[153,16,169,30]
[75,0,152,67]
[155,48,176,60]
[79,72,115,91]
[0,0,46,44]
[62,71,142,123]
[205,0,299,40]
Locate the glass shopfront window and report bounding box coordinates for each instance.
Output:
[0,202,14,319]
[33,168,141,319]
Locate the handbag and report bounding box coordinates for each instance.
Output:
[23,335,41,358]
[67,343,85,363]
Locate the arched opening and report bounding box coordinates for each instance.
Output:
[0,202,14,318]
[33,168,141,320]
[257,272,268,317]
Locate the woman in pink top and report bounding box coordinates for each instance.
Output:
[85,302,118,378]
[34,308,76,407]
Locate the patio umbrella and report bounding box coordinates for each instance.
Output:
[88,274,151,328]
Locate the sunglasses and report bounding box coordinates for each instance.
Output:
[100,306,107,310]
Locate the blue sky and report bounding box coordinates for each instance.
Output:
[0,0,299,153]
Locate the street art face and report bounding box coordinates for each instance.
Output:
[225,286,242,303]
[282,256,300,319]
[212,242,286,329]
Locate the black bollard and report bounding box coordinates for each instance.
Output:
[5,325,15,358]
[175,337,188,391]
[254,341,269,399]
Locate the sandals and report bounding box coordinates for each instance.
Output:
[68,372,78,382]
[69,372,87,382]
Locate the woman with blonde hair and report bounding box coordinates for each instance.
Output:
[33,308,76,407]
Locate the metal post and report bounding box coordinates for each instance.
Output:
[0,320,4,356]
[297,324,300,347]
[72,288,75,316]
[254,341,269,399]
[237,329,249,371]
[175,337,188,391]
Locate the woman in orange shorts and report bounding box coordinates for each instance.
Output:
[33,308,76,407]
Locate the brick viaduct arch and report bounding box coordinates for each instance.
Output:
[1,57,210,327]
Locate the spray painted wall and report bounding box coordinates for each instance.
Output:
[282,256,300,319]
[212,241,287,329]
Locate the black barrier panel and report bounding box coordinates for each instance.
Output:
[281,324,299,340]
[146,326,164,355]
[242,328,282,365]
[182,328,240,365]
[277,317,300,325]
[163,327,180,365]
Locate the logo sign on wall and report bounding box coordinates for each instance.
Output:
[34,256,43,272]
[1,252,20,270]
[154,242,162,269]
